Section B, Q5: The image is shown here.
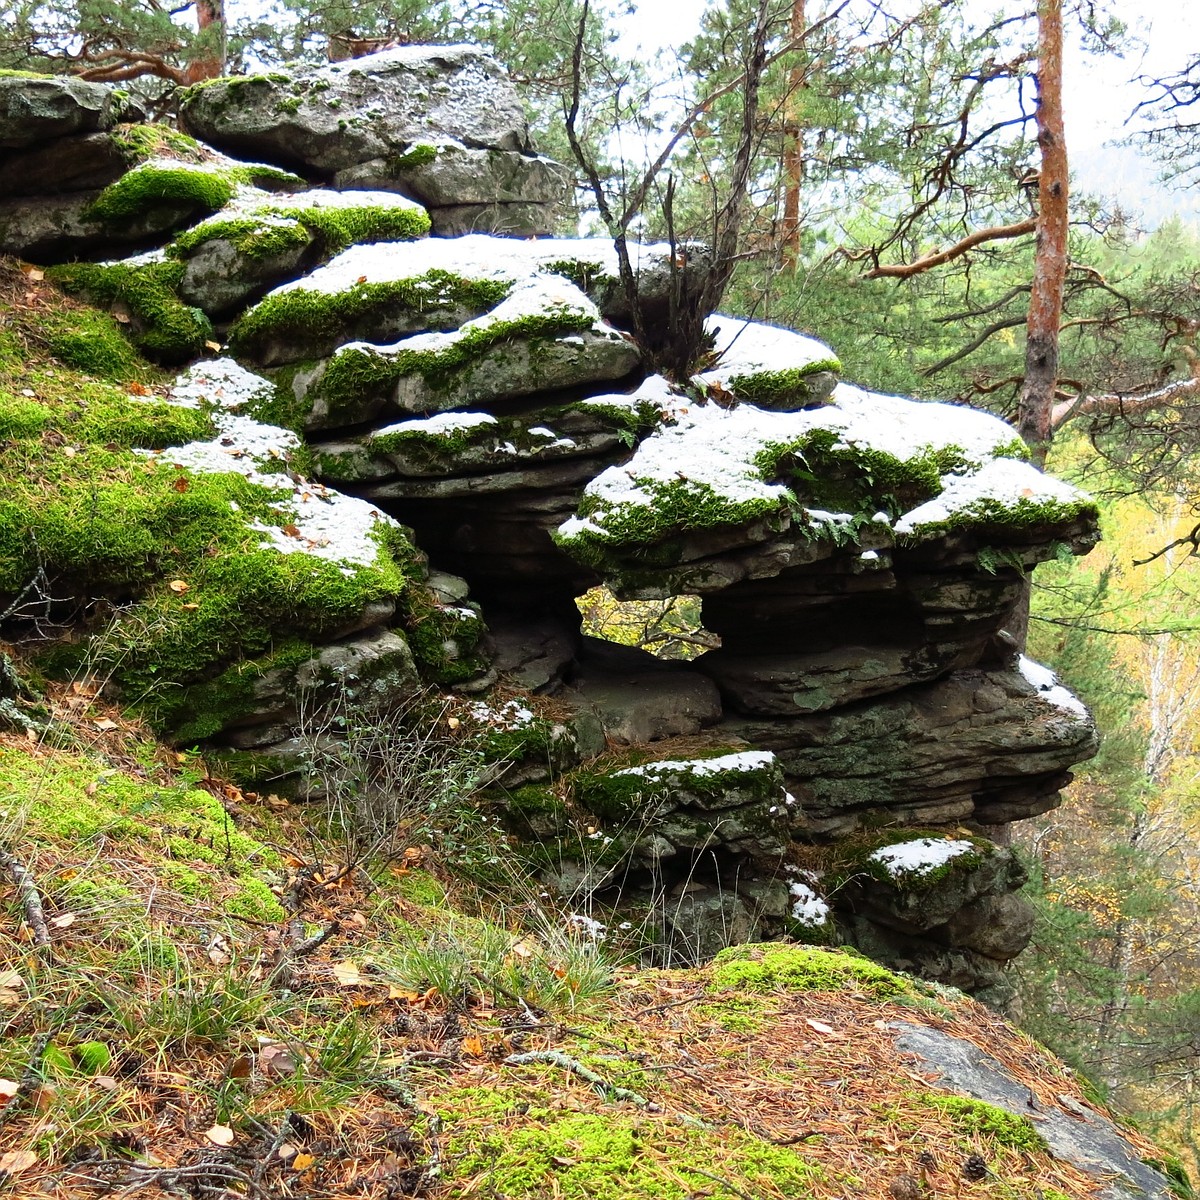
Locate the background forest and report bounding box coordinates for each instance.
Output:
[8,0,1200,1169]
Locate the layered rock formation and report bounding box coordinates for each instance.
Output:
[0,55,1101,1007]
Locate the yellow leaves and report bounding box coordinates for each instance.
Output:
[168,579,190,594]
[203,1124,235,1147]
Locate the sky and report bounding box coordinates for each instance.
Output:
[612,0,1200,223]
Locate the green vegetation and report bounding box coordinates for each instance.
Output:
[923,1094,1049,1154]
[230,270,511,362]
[720,359,842,407]
[445,1111,825,1200]
[711,943,911,998]
[48,258,213,364]
[86,160,300,224]
[170,199,431,261]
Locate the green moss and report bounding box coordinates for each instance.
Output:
[39,307,146,381]
[923,1094,1049,1153]
[0,746,281,922]
[830,830,988,892]
[164,640,314,743]
[396,869,447,907]
[555,476,786,572]
[86,160,299,224]
[710,943,910,999]
[315,302,594,419]
[446,1111,824,1199]
[573,748,783,823]
[170,201,430,262]
[1144,1155,1196,1199]
[398,585,488,686]
[72,1041,113,1075]
[227,876,286,922]
[109,123,208,165]
[388,143,439,171]
[48,259,212,365]
[723,359,842,407]
[230,270,510,362]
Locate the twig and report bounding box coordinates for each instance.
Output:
[118,1160,269,1198]
[0,1031,52,1130]
[633,989,706,1016]
[682,1166,757,1200]
[503,1049,653,1108]
[1,847,52,949]
[472,970,542,1026]
[253,1110,294,1186]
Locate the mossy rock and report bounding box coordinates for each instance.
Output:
[710,942,911,999]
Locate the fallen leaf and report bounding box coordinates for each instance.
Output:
[204,339,222,352]
[168,579,190,594]
[225,1055,253,1080]
[804,1018,835,1035]
[207,935,231,965]
[204,1123,235,1147]
[128,381,149,396]
[281,523,301,538]
[50,913,75,929]
[292,1153,315,1171]
[0,1079,19,1099]
[551,1156,577,1167]
[0,1150,38,1173]
[333,960,363,986]
[258,1043,299,1078]
[23,266,44,282]
[93,718,119,732]
[28,1084,56,1111]
[62,445,77,457]
[93,1076,120,1092]
[181,602,200,611]
[277,1143,298,1162]
[173,476,189,493]
[462,1035,484,1057]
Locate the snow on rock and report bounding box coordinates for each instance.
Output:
[372,411,499,441]
[697,314,839,385]
[788,878,831,927]
[1018,655,1089,718]
[148,358,399,568]
[869,837,976,879]
[894,457,1093,537]
[558,382,1031,548]
[469,698,536,728]
[614,750,777,779]
[270,232,679,299]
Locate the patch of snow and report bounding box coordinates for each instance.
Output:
[860,550,879,561]
[372,411,498,440]
[1018,655,1089,718]
[168,358,276,412]
[331,275,601,376]
[697,314,838,386]
[559,383,1038,546]
[566,913,607,940]
[788,880,830,927]
[615,749,776,779]
[271,232,680,300]
[869,837,976,878]
[580,374,686,416]
[469,698,535,729]
[147,358,399,568]
[895,457,1090,535]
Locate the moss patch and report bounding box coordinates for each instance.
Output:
[923,1094,1049,1153]
[444,1109,825,1200]
[710,943,910,999]
[230,270,510,363]
[48,259,213,365]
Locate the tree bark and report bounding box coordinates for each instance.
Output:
[780,0,806,268]
[185,0,227,84]
[1017,0,1069,466]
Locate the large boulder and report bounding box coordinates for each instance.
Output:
[178,47,531,174]
[0,74,138,150]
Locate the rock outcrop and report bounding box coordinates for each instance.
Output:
[0,59,1102,1007]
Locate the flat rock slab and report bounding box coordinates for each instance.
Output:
[179,46,530,174]
[892,1023,1172,1200]
[0,75,136,149]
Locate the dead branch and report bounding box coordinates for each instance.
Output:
[504,1049,653,1108]
[1050,375,1200,430]
[922,314,1027,377]
[865,217,1036,279]
[0,847,52,949]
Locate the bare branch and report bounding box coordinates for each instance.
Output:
[865,218,1036,279]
